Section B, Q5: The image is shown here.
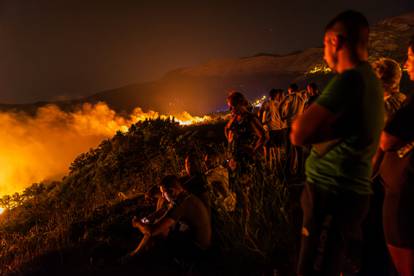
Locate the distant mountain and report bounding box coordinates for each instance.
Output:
[83,47,324,115]
[1,11,414,115]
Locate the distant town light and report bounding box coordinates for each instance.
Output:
[254,95,267,107]
[307,64,332,74]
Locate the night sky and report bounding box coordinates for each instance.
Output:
[1,0,414,104]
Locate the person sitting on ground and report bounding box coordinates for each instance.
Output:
[143,185,170,223]
[290,10,384,276]
[131,175,212,260]
[304,82,320,109]
[203,149,236,212]
[372,57,406,123]
[181,153,210,212]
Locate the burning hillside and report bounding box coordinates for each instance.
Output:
[0,103,214,197]
[0,117,293,275]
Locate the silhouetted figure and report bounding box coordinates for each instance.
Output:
[359,57,407,276]
[203,149,235,212]
[181,153,210,214]
[131,175,211,262]
[378,36,414,276]
[224,91,266,234]
[291,10,384,276]
[261,88,288,169]
[281,83,306,176]
[305,83,320,109]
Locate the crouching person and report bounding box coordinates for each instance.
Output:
[130,175,212,263]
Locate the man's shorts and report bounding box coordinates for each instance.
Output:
[297,182,370,276]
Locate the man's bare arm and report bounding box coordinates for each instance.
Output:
[290,103,340,146]
[132,216,175,237]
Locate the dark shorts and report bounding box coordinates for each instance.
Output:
[297,182,370,276]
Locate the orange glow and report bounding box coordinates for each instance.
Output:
[0,102,213,197]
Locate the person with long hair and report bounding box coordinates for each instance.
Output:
[372,57,406,122]
[224,91,266,234]
[379,36,414,276]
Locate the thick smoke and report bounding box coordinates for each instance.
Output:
[0,102,210,196]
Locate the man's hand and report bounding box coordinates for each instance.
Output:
[132,215,175,237]
[132,216,150,235]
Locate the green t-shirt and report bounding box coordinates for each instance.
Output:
[306,62,384,194]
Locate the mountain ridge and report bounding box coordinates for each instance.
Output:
[1,11,414,115]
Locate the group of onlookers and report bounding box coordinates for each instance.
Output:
[128,9,414,276]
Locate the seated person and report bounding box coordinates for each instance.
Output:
[131,175,212,260]
[143,185,170,224]
[181,153,210,211]
[203,150,236,212]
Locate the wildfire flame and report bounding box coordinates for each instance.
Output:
[129,108,212,127]
[0,102,212,197]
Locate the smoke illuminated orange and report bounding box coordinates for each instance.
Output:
[0,102,212,197]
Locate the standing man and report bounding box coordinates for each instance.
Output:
[282,84,307,175]
[290,10,384,276]
[262,89,287,168]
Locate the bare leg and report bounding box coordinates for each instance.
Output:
[130,234,152,256]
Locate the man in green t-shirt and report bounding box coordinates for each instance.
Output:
[290,10,384,276]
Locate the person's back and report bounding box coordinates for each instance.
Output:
[280,91,306,127]
[267,99,286,130]
[167,192,212,250]
[306,62,384,193]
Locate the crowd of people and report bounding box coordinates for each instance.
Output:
[128,10,414,276]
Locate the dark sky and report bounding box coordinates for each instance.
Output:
[1,0,414,104]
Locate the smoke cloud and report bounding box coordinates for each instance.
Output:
[0,102,210,196]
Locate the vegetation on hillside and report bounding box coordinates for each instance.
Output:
[0,118,301,275]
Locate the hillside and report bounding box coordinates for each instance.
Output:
[0,119,299,275]
[1,11,413,115]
